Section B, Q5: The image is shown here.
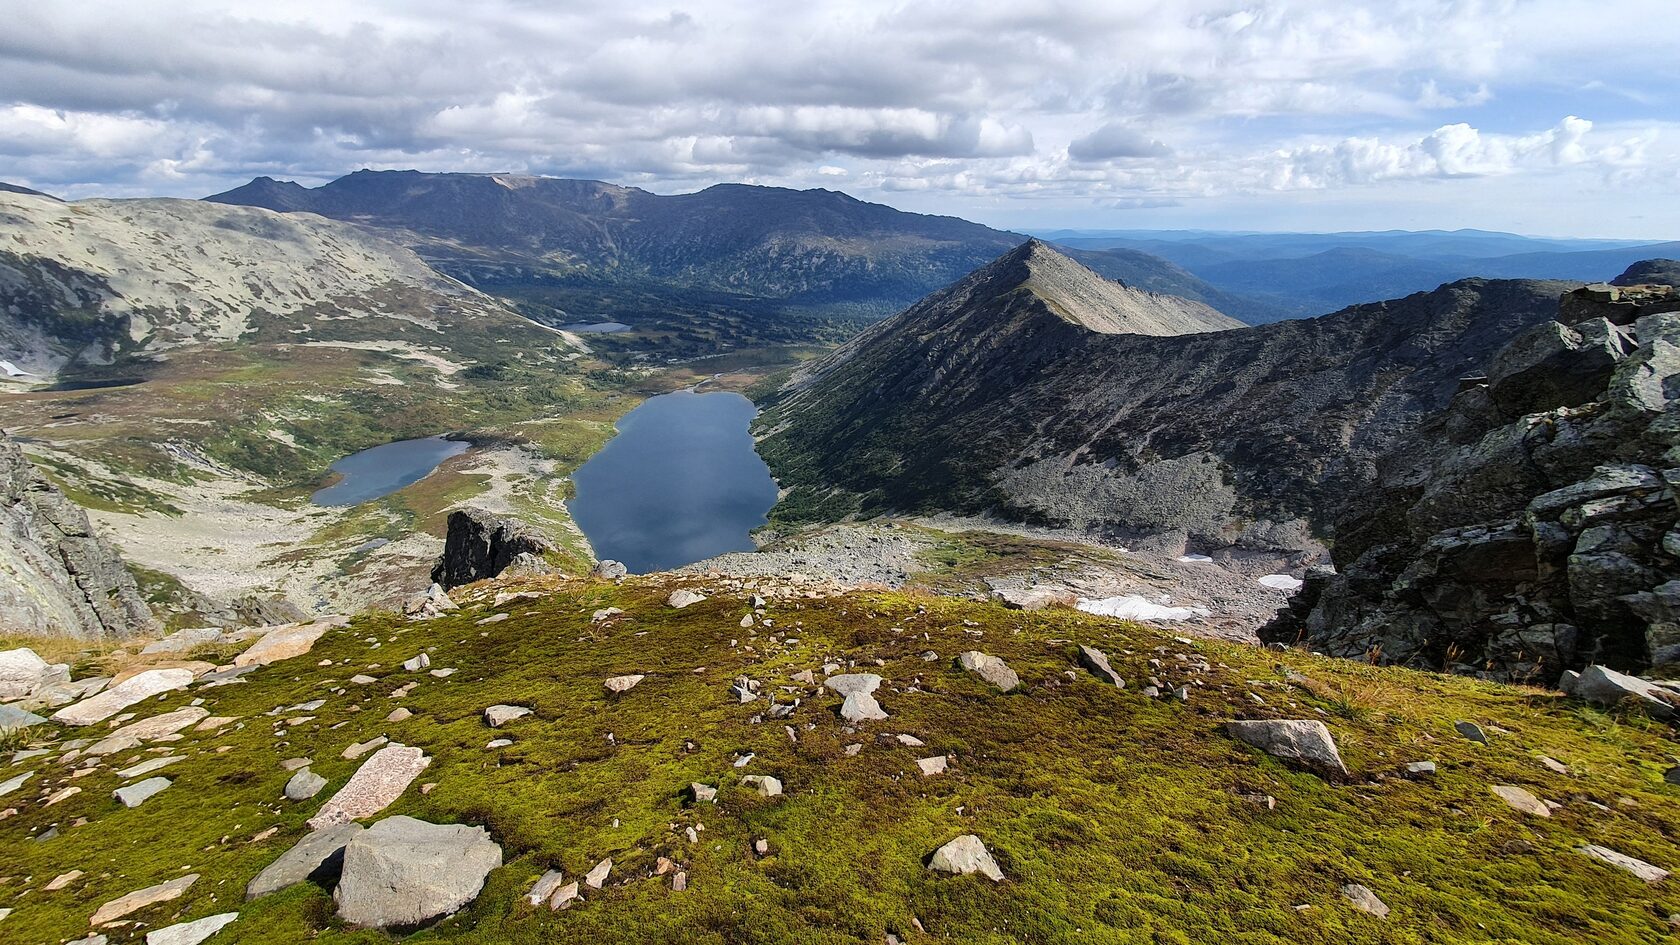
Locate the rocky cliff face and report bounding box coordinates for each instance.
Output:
[1263,271,1680,681]
[758,241,1570,558]
[0,435,156,638]
[430,508,557,590]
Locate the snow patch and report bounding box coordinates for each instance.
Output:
[1175,553,1213,563]
[0,360,34,378]
[1076,595,1210,622]
[1258,574,1304,591]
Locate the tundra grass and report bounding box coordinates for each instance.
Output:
[2,584,1677,944]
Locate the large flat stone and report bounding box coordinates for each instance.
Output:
[143,912,237,945]
[90,874,198,925]
[87,707,209,755]
[234,619,338,668]
[53,669,195,726]
[307,744,430,829]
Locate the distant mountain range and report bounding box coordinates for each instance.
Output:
[757,240,1580,555]
[1041,228,1678,318]
[205,172,1295,345]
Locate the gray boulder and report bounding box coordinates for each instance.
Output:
[592,560,628,580]
[928,834,1004,881]
[1226,719,1349,779]
[335,816,503,929]
[1076,645,1124,687]
[246,823,364,899]
[957,651,1020,691]
[1572,664,1679,720]
[285,767,328,801]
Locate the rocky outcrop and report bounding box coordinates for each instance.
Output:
[1264,271,1680,681]
[335,816,503,929]
[0,436,156,639]
[429,508,556,590]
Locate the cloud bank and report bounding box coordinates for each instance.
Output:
[0,0,1674,234]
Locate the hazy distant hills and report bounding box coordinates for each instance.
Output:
[1044,228,1679,318]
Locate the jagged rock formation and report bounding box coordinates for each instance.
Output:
[430,508,557,589]
[758,240,1570,557]
[1264,269,1680,680]
[0,189,541,379]
[0,435,156,638]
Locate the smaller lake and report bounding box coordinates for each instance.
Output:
[311,436,469,507]
[570,390,778,573]
[561,321,633,334]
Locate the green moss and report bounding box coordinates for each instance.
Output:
[2,585,1677,944]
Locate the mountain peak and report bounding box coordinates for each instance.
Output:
[973,240,1242,336]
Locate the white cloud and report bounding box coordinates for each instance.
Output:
[0,1,1672,233]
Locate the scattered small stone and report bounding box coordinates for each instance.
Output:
[916,755,948,777]
[690,782,718,803]
[928,834,1004,882]
[1341,883,1389,918]
[386,708,413,723]
[1577,844,1669,883]
[90,874,199,925]
[956,651,1019,691]
[550,881,580,909]
[342,736,388,760]
[486,738,513,749]
[1076,645,1124,687]
[46,869,84,890]
[526,869,566,906]
[113,777,171,808]
[403,653,431,672]
[591,607,624,622]
[484,705,532,727]
[584,858,612,889]
[1491,785,1550,817]
[667,590,706,609]
[741,774,783,797]
[1454,720,1488,744]
[285,767,328,802]
[144,912,238,945]
[672,871,688,891]
[605,674,644,694]
[1537,756,1569,775]
[1403,761,1437,778]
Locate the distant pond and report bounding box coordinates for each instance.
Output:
[569,390,778,573]
[310,435,469,506]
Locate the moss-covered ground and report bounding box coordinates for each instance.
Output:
[3,579,1678,944]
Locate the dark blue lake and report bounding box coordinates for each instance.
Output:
[570,390,778,573]
[310,436,469,506]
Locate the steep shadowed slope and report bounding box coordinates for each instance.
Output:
[758,242,1572,557]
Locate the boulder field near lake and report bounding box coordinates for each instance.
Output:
[3,569,1679,944]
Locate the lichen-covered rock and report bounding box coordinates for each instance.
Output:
[430,508,555,590]
[0,436,157,640]
[307,745,431,829]
[334,816,502,929]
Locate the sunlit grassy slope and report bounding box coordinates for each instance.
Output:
[3,577,1677,944]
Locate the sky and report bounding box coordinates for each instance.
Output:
[1,1,1677,238]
